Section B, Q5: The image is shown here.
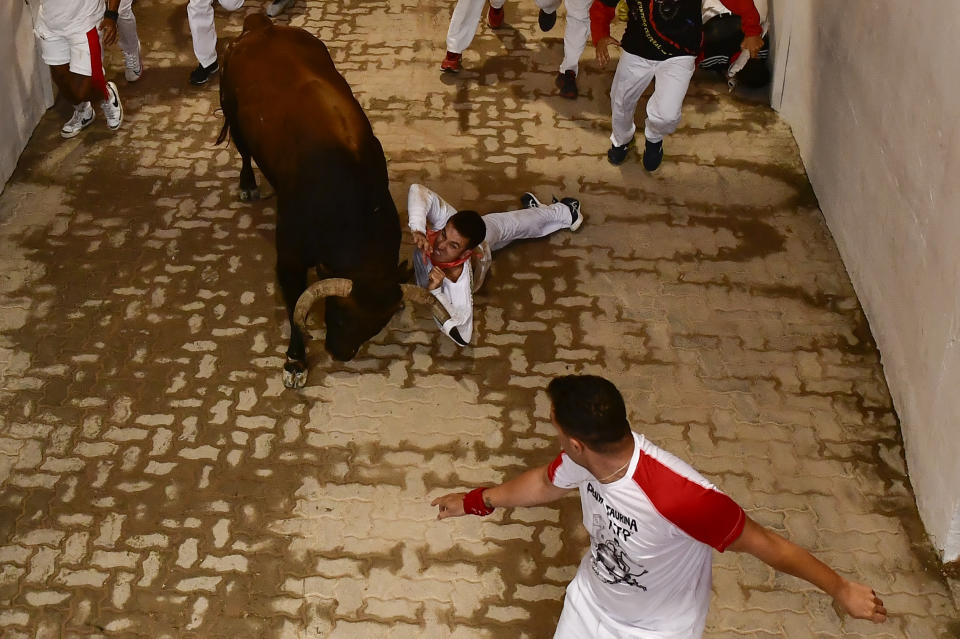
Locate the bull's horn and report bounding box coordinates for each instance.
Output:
[293,278,354,336]
[400,284,451,324]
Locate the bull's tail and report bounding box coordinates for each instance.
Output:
[216,119,230,146]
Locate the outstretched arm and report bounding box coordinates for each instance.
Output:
[727,517,887,623]
[431,464,571,520]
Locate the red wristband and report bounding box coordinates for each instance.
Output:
[463,487,494,516]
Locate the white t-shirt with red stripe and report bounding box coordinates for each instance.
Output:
[548,432,745,637]
[36,0,105,36]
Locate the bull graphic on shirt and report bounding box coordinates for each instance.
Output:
[590,514,650,590]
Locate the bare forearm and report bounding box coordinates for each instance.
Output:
[485,465,569,509]
[431,464,570,519]
[751,528,844,597]
[729,518,886,622]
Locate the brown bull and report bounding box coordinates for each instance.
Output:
[218,15,443,388]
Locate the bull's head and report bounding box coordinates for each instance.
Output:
[293,275,449,362]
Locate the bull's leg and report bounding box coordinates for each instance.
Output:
[232,129,260,201]
[238,154,260,201]
[277,259,309,389]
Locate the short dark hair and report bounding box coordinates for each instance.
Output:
[450,210,486,250]
[547,375,630,452]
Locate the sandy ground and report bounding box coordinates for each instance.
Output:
[0,0,957,637]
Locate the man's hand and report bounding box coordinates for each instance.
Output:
[834,580,887,623]
[431,492,467,520]
[741,35,763,58]
[100,18,118,46]
[595,36,620,69]
[427,266,445,291]
[412,230,431,264]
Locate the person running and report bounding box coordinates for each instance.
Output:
[186,0,245,85]
[34,0,124,138]
[432,375,889,637]
[591,0,763,171]
[440,0,594,100]
[117,0,144,82]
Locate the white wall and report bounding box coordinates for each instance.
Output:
[769,0,960,562]
[1,1,54,195]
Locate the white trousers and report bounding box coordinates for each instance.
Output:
[554,573,624,639]
[609,51,696,146]
[482,201,573,251]
[536,0,592,75]
[118,0,140,58]
[445,0,506,54]
[445,0,591,75]
[188,0,245,67]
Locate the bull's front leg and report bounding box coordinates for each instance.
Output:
[277,259,309,389]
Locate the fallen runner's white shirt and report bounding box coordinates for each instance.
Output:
[37,0,104,35]
[407,184,479,346]
[549,431,745,637]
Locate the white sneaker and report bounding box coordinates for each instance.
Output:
[123,47,142,82]
[61,102,94,139]
[101,81,123,130]
[266,0,294,16]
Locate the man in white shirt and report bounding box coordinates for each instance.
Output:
[33,0,125,138]
[432,375,889,638]
[407,184,582,346]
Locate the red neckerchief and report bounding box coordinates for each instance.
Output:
[426,229,474,269]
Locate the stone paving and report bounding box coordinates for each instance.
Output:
[1,0,958,637]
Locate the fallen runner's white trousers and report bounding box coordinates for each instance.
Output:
[188,0,245,67]
[609,51,696,146]
[445,0,591,75]
[482,201,573,251]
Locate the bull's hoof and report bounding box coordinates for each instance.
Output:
[239,187,260,202]
[282,359,308,389]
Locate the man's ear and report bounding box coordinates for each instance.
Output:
[567,436,586,455]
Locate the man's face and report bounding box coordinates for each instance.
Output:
[431,222,471,264]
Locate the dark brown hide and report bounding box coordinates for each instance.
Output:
[219,15,403,386]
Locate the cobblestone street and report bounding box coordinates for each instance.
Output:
[1,0,958,637]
